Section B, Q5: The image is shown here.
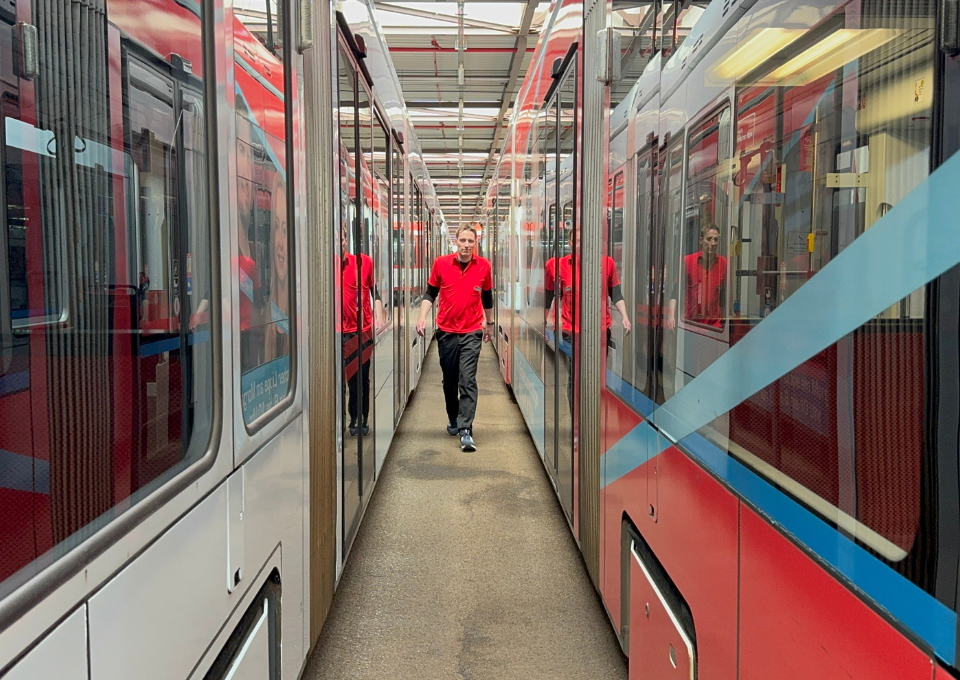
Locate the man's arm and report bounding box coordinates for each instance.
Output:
[610,283,631,334]
[664,298,677,330]
[416,283,440,336]
[482,288,494,342]
[374,298,386,329]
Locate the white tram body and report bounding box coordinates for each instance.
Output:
[0,0,441,677]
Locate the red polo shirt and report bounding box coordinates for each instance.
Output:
[682,252,727,328]
[545,255,620,333]
[341,252,375,333]
[428,254,493,333]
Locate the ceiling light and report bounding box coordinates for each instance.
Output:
[707,28,805,82]
[766,29,901,86]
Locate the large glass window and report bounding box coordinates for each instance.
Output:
[372,113,391,336]
[633,150,654,396]
[681,107,732,332]
[0,0,214,593]
[235,1,293,425]
[673,10,937,582]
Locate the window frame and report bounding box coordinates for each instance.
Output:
[236,0,299,434]
[678,102,733,338]
[372,107,392,340]
[0,0,223,631]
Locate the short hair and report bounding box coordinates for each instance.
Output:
[457,225,478,238]
[700,223,720,239]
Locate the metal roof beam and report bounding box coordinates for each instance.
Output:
[473,0,538,215]
[377,3,519,33]
[391,46,535,53]
[406,100,504,108]
[375,0,529,4]
[619,8,655,72]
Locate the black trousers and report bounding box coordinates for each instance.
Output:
[437,330,483,430]
[344,332,372,424]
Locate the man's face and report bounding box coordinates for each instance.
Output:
[700,228,720,256]
[457,230,476,259]
[565,224,577,252]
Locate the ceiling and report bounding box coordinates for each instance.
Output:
[375,1,706,237]
[374,1,550,234]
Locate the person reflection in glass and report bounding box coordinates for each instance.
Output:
[341,217,385,436]
[665,223,726,330]
[545,220,631,408]
[265,175,289,361]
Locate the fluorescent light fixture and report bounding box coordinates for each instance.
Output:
[708,28,806,82]
[766,29,901,86]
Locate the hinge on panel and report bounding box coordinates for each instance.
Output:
[941,0,960,54]
[13,22,38,80]
[227,471,245,593]
[826,172,868,188]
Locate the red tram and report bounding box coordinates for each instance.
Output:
[485,0,960,676]
[0,0,444,676]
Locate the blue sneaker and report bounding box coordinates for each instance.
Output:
[459,429,476,452]
[446,422,459,436]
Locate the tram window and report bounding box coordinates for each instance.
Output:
[696,13,937,576]
[235,1,294,426]
[391,144,403,310]
[373,115,391,331]
[608,171,625,267]
[660,137,687,399]
[680,107,732,333]
[632,151,653,395]
[0,0,214,594]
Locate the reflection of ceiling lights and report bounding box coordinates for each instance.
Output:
[766,29,901,86]
[709,27,902,86]
[708,28,805,81]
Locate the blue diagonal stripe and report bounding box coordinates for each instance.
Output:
[598,142,960,666]
[651,145,960,447]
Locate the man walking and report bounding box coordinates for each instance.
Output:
[416,225,494,452]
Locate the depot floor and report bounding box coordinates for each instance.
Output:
[302,342,627,680]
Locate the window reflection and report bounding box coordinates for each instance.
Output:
[235,5,292,425]
[0,0,213,594]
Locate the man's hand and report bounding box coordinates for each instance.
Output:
[663,313,676,331]
[483,324,493,343]
[622,317,632,334]
[416,318,427,337]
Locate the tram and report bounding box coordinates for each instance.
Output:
[485,0,960,676]
[0,0,443,677]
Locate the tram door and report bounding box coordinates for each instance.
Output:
[544,56,577,522]
[337,38,376,554]
[541,86,558,482]
[393,138,406,423]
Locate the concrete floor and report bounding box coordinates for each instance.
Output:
[302,341,627,680]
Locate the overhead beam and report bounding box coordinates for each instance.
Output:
[391,46,535,53]
[406,100,505,108]
[619,7,655,73]
[473,0,538,216]
[418,146,494,153]
[378,2,518,33]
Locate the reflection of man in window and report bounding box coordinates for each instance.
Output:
[340,221,385,436]
[666,224,726,330]
[545,221,631,406]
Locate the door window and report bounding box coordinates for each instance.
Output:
[0,0,214,594]
[235,0,294,426]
